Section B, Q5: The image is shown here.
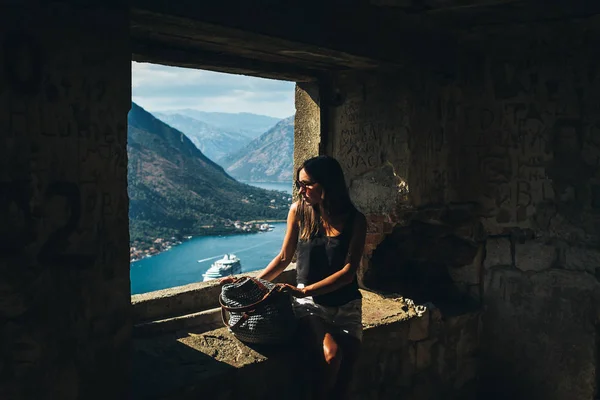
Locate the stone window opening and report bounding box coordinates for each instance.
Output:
[128,27,480,399]
[128,62,302,296]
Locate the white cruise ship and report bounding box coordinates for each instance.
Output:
[202,254,242,282]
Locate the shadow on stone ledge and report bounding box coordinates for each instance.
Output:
[133,328,309,399]
[363,207,484,313]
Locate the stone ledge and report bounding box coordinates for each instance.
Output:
[134,307,224,337]
[132,265,297,324]
[133,290,481,399]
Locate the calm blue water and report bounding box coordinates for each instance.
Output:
[241,181,293,194]
[130,182,293,295]
[130,222,287,294]
[130,181,292,294]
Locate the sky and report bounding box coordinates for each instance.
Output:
[131,62,296,119]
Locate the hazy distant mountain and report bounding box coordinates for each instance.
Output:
[156,109,281,139]
[127,103,288,242]
[220,116,294,182]
[152,112,250,162]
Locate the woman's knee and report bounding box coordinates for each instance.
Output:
[323,334,342,364]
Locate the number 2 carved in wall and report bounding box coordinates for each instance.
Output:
[37,182,96,266]
[0,181,96,266]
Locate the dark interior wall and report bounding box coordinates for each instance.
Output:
[0,4,131,399]
[326,16,600,400]
[407,18,600,399]
[457,20,600,400]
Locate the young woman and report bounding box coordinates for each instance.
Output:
[258,155,367,399]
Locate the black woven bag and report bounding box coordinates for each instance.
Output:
[220,276,297,344]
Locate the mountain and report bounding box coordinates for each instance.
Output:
[127,102,289,242]
[152,112,250,162]
[156,109,281,139]
[220,116,294,182]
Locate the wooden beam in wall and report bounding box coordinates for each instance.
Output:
[130,1,451,69]
[133,0,600,76]
[131,39,323,82]
[131,9,384,73]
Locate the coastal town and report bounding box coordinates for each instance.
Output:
[129,220,278,262]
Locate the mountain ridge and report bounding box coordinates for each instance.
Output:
[127,102,289,245]
[154,109,281,139]
[221,115,294,182]
[152,112,250,162]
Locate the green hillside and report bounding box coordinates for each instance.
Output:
[127,102,288,243]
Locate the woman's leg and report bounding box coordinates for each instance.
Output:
[298,316,343,399]
[330,299,363,399]
[332,334,362,399]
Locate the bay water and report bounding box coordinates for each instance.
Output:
[241,181,293,193]
[130,181,292,295]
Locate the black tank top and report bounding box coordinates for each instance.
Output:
[296,211,362,307]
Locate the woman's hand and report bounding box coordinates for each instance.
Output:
[283,283,308,298]
[219,276,236,285]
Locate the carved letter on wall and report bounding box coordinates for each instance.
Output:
[38,182,96,267]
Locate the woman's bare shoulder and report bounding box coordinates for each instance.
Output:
[290,200,300,212]
[288,201,301,222]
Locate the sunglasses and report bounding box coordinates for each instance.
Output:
[295,180,316,190]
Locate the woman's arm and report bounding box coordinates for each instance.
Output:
[288,212,367,297]
[256,202,300,282]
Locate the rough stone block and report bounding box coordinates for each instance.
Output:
[483,268,600,400]
[410,372,440,400]
[453,357,478,390]
[445,311,480,336]
[467,284,481,302]
[485,238,512,268]
[416,338,437,371]
[564,247,600,274]
[432,341,448,381]
[515,240,557,272]
[453,219,485,242]
[408,309,430,341]
[426,302,444,337]
[457,322,480,358]
[448,244,484,285]
[399,344,416,387]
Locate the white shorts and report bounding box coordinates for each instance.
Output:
[292,285,363,341]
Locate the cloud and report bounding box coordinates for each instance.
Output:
[132,62,296,118]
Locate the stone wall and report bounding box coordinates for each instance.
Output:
[0,4,131,399]
[293,82,321,198]
[445,21,600,400]
[326,70,485,302]
[133,290,480,400]
[355,303,480,400]
[325,16,600,400]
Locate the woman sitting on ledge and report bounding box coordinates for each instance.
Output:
[261,155,366,399]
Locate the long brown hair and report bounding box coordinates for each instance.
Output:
[296,156,356,240]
